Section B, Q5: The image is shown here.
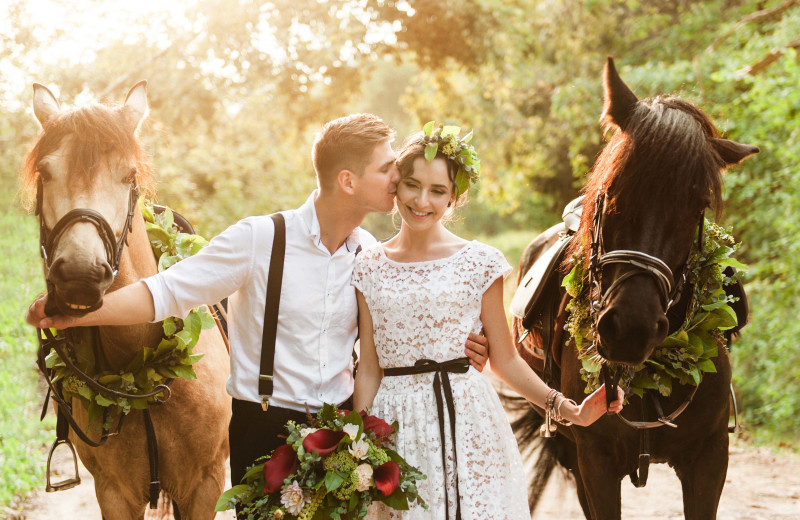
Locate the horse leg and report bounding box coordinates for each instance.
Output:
[673,430,729,520]
[575,444,623,520]
[95,477,147,520]
[170,460,227,520]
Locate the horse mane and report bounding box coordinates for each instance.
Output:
[566,95,727,266]
[19,101,155,211]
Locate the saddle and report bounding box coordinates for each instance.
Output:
[511,196,582,337]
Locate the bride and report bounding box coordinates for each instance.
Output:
[352,123,624,519]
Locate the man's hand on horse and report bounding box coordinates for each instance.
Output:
[465,331,489,372]
[26,293,78,330]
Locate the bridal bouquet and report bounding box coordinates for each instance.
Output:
[215,404,427,519]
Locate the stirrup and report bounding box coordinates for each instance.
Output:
[45,438,81,492]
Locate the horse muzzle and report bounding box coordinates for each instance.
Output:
[596,305,669,365]
[46,257,113,317]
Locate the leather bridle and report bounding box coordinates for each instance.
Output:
[587,188,702,346]
[36,177,139,312]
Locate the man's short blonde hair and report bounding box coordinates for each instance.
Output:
[312,114,395,189]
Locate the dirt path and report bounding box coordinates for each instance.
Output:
[7,437,798,519]
[530,437,800,519]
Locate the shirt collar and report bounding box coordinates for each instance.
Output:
[297,190,362,253]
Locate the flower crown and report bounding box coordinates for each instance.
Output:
[421,121,481,198]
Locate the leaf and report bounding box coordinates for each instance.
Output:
[441,125,460,137]
[581,356,602,373]
[98,374,122,385]
[163,317,178,336]
[662,330,689,347]
[158,254,179,272]
[184,311,203,338]
[424,142,438,162]
[139,199,154,223]
[460,130,473,144]
[214,484,250,511]
[717,257,748,271]
[696,359,717,373]
[422,121,434,136]
[324,471,348,491]
[171,364,198,380]
[87,399,103,426]
[241,463,266,483]
[95,393,115,406]
[379,489,410,510]
[455,170,469,196]
[199,308,216,329]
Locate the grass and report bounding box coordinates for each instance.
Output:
[0,204,54,509]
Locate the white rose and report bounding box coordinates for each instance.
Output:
[343,423,360,441]
[354,463,374,492]
[280,480,309,516]
[348,438,370,460]
[299,427,318,438]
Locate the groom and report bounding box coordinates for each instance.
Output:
[27,113,490,486]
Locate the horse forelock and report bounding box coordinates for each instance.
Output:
[20,102,154,211]
[566,95,725,267]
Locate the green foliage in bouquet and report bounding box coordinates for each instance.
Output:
[216,404,427,519]
[563,219,746,398]
[42,200,215,430]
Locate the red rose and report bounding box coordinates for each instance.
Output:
[302,428,345,456]
[373,461,400,496]
[263,444,298,494]
[363,415,395,442]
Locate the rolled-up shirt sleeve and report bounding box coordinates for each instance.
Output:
[142,217,262,321]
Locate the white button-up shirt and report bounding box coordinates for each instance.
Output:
[143,191,376,412]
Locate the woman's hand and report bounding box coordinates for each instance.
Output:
[562,385,625,427]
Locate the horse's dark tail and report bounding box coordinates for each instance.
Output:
[501,391,568,513]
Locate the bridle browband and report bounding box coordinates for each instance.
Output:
[36,176,139,312]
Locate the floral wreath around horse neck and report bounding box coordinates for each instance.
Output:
[421,120,481,198]
[43,200,215,430]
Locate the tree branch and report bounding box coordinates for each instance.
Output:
[707,0,799,53]
[736,36,800,76]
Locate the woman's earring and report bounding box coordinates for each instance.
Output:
[447,201,452,207]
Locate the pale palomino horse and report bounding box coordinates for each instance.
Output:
[22,82,231,519]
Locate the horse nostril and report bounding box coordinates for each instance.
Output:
[655,315,669,342]
[597,309,619,343]
[47,258,66,283]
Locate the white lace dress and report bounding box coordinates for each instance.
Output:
[352,240,530,520]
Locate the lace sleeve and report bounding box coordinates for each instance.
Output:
[478,243,513,293]
[351,244,379,296]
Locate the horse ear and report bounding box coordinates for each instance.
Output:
[32,83,61,127]
[123,80,149,132]
[711,138,760,166]
[601,56,638,130]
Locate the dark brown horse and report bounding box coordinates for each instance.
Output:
[509,58,758,519]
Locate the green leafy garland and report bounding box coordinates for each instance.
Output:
[563,219,747,398]
[421,120,481,198]
[43,200,216,430]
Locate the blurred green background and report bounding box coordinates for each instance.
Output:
[1,0,798,510]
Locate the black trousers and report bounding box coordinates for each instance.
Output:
[228,396,354,487]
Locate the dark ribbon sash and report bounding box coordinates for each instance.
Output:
[383,357,471,520]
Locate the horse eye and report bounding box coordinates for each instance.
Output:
[37,162,51,181]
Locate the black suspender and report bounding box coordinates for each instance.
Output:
[257,213,362,412]
[259,213,285,411]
